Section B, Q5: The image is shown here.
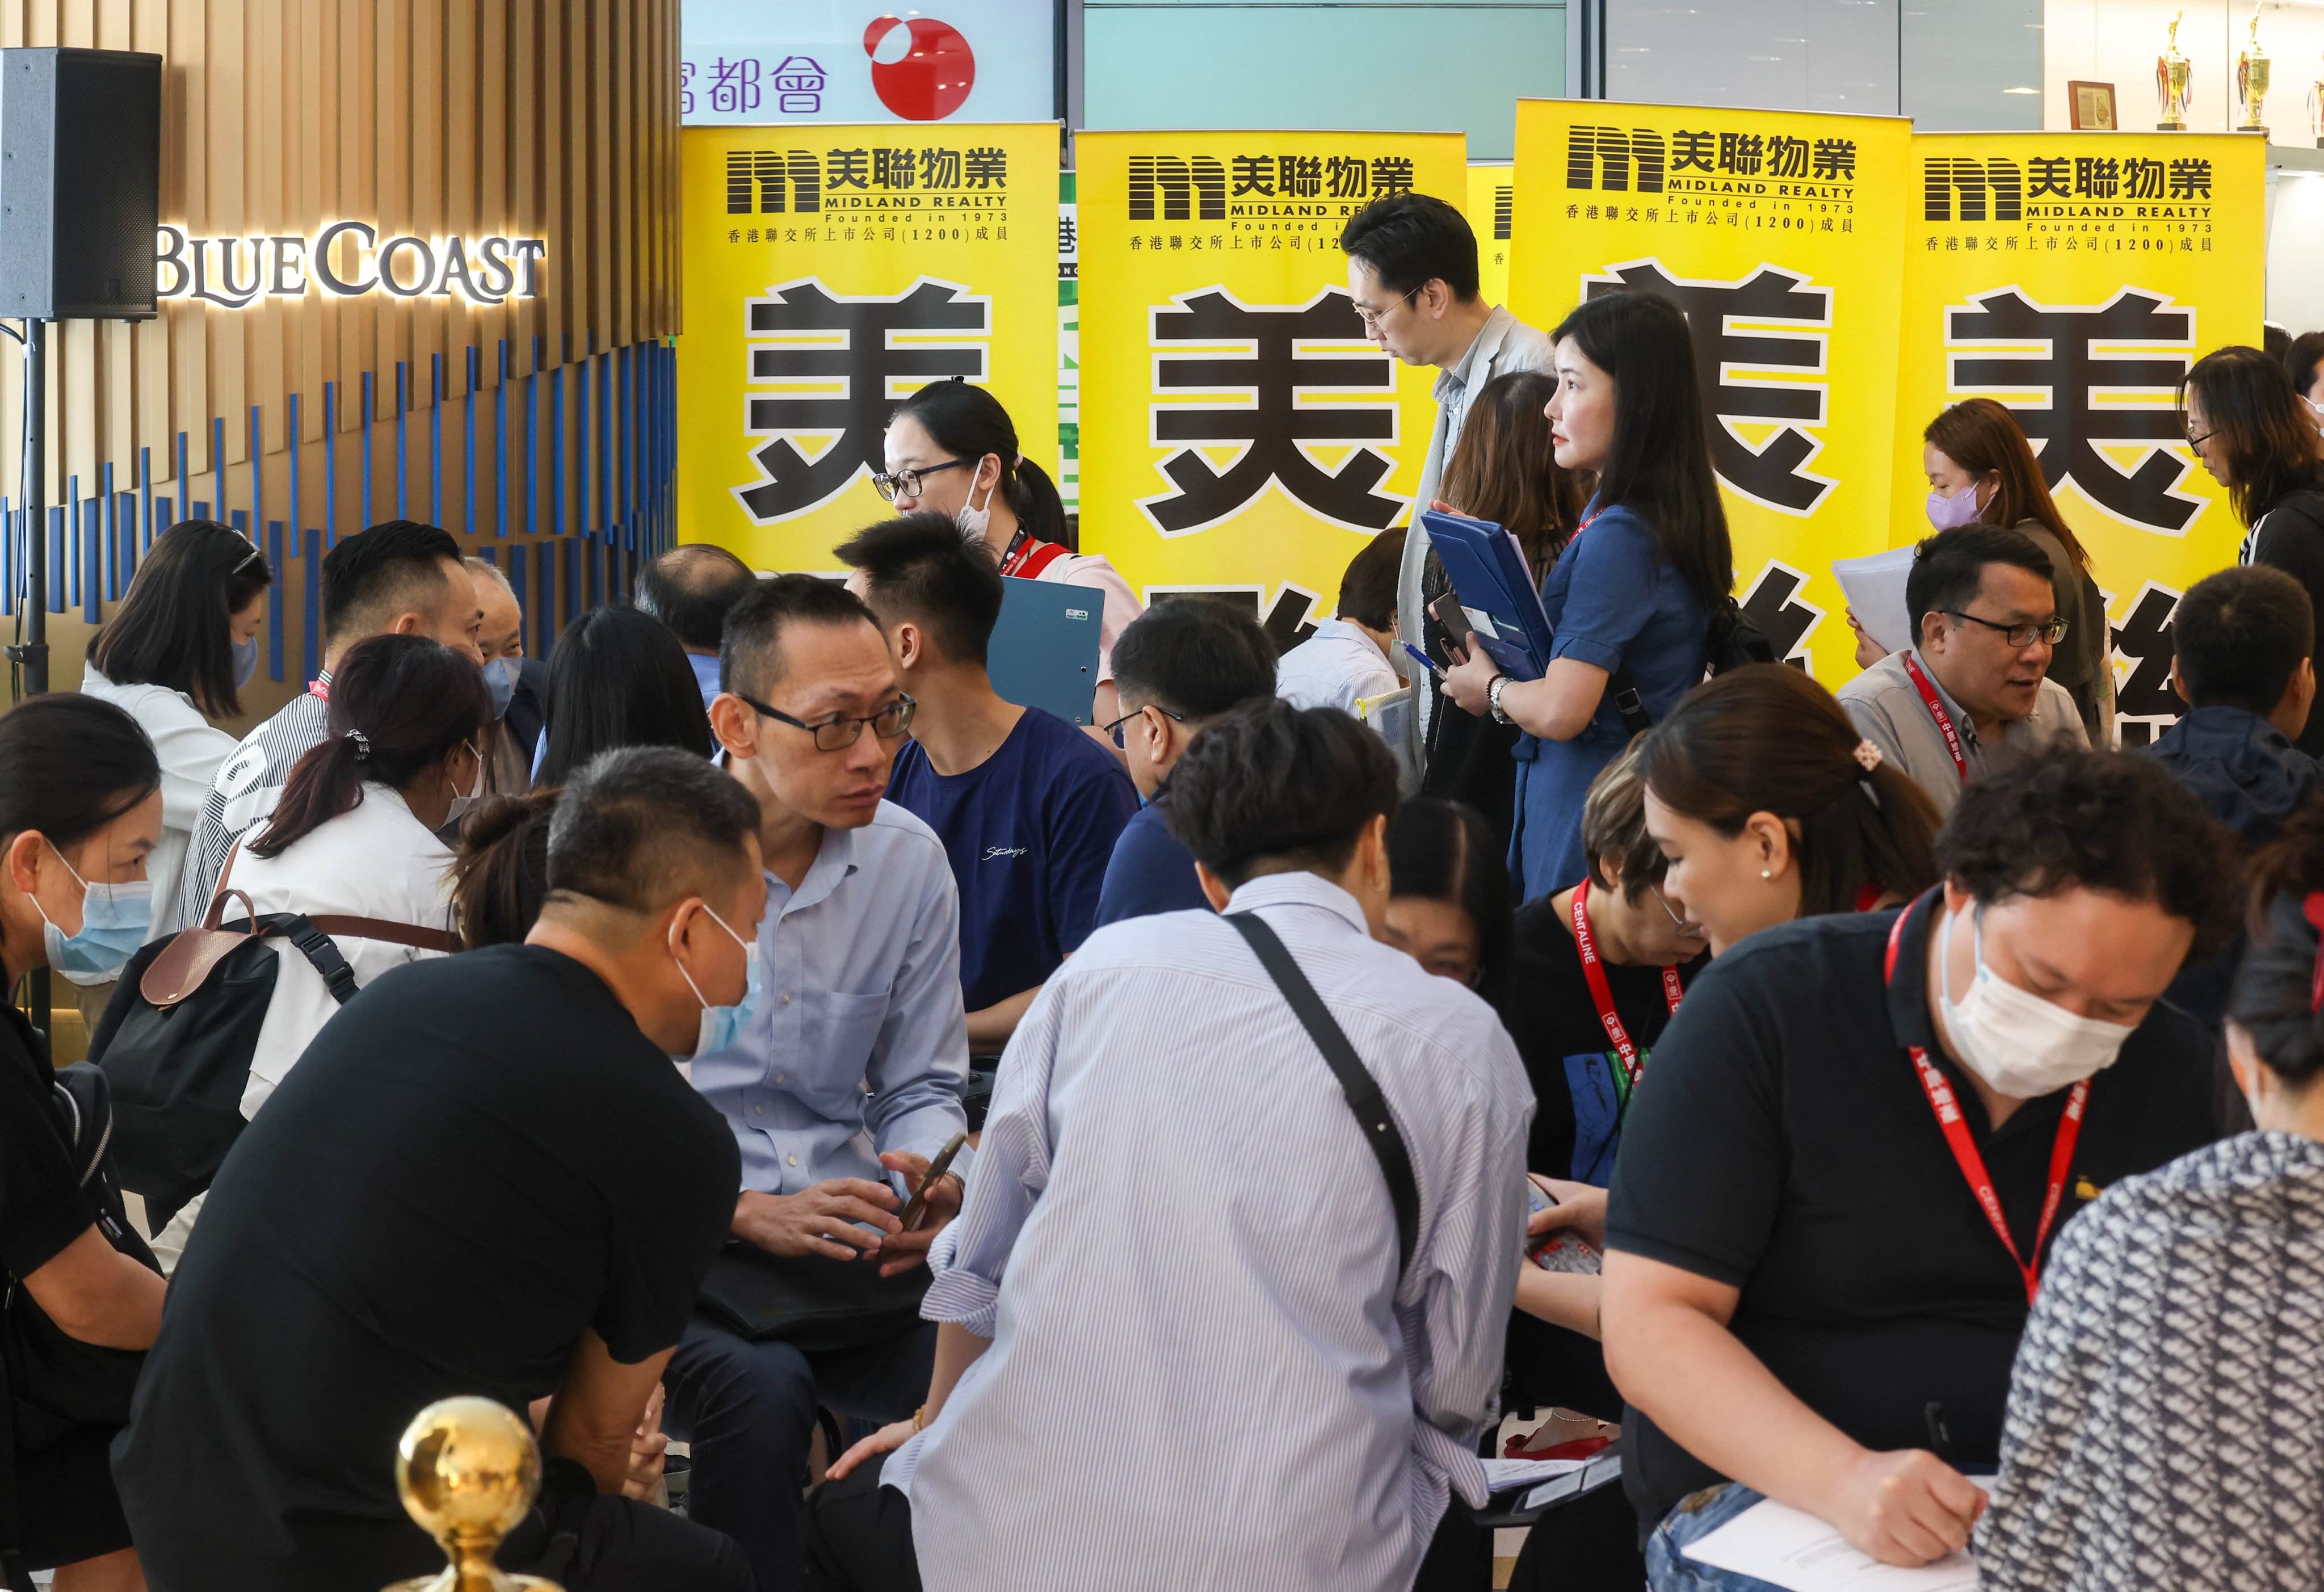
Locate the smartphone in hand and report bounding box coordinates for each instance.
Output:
[898,1132,969,1231]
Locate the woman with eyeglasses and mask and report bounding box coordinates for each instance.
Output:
[0,696,168,1592]
[2184,344,2324,756]
[146,635,485,1268]
[79,520,273,948]
[1642,665,1941,959]
[880,379,1144,728]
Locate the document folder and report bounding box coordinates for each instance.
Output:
[1419,508,1555,681]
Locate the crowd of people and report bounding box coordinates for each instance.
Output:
[7,186,2324,1592]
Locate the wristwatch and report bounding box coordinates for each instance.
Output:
[1487,674,1514,726]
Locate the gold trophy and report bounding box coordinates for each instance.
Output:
[2158,9,2194,130]
[2238,2,2272,134]
[383,1397,561,1592]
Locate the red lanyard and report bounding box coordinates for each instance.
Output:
[1571,879,1683,1092]
[1884,908,2086,1304]
[998,528,1069,579]
[1900,653,1968,785]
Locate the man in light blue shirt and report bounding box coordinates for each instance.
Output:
[664,573,970,1592]
[635,542,759,710]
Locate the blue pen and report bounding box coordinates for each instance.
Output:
[1402,641,1443,678]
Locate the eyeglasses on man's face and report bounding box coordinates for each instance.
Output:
[1100,704,1186,750]
[1352,284,1421,331]
[738,691,917,752]
[869,459,968,504]
[1945,610,2069,649]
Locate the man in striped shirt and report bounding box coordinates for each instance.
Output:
[174,520,483,927]
[812,700,1531,1592]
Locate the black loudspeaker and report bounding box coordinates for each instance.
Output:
[0,47,161,320]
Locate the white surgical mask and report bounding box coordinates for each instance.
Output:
[956,466,995,541]
[1936,903,2136,1098]
[232,635,259,688]
[444,742,486,827]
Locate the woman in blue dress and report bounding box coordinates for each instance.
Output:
[1442,290,1730,902]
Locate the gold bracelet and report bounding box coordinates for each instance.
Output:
[911,1404,928,1434]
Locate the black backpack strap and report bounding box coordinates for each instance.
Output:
[1606,666,1653,736]
[266,914,362,1005]
[1225,912,1419,1276]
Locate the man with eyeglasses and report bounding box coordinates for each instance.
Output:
[834,514,1137,1057]
[668,573,973,1592]
[1342,192,1553,769]
[1838,524,2089,818]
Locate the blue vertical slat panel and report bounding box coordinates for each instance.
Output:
[48,506,65,613]
[211,417,227,524]
[395,360,409,520]
[101,463,117,599]
[575,354,591,543]
[249,405,264,543]
[562,534,578,627]
[551,366,566,539]
[536,541,557,661]
[430,352,445,530]
[66,477,81,609]
[175,430,188,523]
[596,352,613,556]
[362,371,376,530]
[153,498,173,538]
[584,528,598,612]
[322,381,337,547]
[496,341,511,539]
[115,490,136,587]
[302,528,321,684]
[524,350,540,536]
[509,543,529,654]
[137,446,153,556]
[287,393,302,547]
[81,495,99,623]
[464,345,480,537]
[267,521,285,683]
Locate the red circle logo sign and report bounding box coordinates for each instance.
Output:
[862,14,976,121]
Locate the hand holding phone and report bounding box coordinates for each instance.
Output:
[897,1131,969,1231]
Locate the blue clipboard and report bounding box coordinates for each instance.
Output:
[1419,508,1554,681]
[989,577,1102,725]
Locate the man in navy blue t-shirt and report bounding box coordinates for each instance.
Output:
[1094,598,1279,929]
[839,513,1139,1051]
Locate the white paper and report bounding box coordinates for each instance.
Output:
[1482,1455,1590,1493]
[1681,1490,1987,1592]
[1830,546,1919,657]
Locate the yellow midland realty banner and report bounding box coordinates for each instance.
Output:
[1468,163,1514,309]
[676,124,1060,570]
[1077,130,1466,631]
[1897,132,2264,745]
[1511,99,1911,685]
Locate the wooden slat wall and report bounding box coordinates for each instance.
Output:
[0,0,680,507]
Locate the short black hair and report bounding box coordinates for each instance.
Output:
[720,573,884,702]
[1904,523,2055,646]
[545,745,762,917]
[2286,330,2324,404]
[2172,564,2314,714]
[1388,797,1512,992]
[1937,751,2238,962]
[636,544,758,652]
[86,518,271,718]
[1339,192,1480,303]
[1335,529,1405,629]
[832,511,1003,669]
[0,694,160,853]
[1163,698,1400,888]
[322,519,463,645]
[1111,598,1278,719]
[537,607,716,787]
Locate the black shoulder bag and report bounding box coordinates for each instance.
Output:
[1226,912,1420,1275]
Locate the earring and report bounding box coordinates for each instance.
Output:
[1760,869,1772,880]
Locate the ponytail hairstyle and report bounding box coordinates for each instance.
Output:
[1548,290,1734,614]
[2229,799,2324,1090]
[250,633,491,858]
[890,379,1067,547]
[1640,665,1941,917]
[1923,398,2092,576]
[87,519,272,718]
[451,789,558,948]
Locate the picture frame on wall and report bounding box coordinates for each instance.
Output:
[2069,80,2118,131]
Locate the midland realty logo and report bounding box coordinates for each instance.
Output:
[156,223,549,309]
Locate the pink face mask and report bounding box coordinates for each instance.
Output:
[1925,484,1986,530]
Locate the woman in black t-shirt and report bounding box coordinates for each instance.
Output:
[0,695,170,1587]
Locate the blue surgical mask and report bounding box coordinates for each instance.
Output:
[481,657,518,720]
[35,845,154,985]
[674,904,763,1059]
[232,635,259,688]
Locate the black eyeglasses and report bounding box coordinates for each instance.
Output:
[738,691,917,751]
[2184,425,2214,449]
[1944,611,2069,649]
[869,460,968,503]
[1100,704,1184,750]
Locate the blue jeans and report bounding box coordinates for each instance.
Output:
[1645,1483,1788,1591]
